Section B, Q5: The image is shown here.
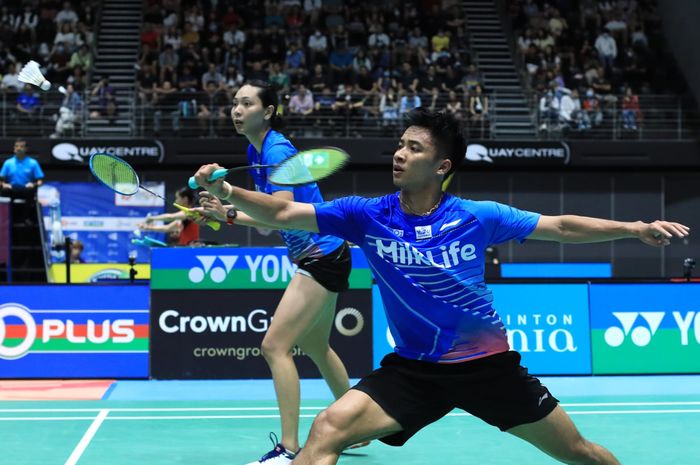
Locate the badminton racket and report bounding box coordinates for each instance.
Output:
[89,153,220,230]
[188,146,349,189]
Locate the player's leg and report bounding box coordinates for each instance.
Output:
[508,406,621,465]
[295,291,349,399]
[259,273,342,454]
[293,389,402,465]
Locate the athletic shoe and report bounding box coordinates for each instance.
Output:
[245,432,297,465]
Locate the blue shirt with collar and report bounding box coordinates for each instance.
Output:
[0,155,44,187]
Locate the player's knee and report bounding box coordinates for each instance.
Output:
[308,408,353,451]
[260,336,289,360]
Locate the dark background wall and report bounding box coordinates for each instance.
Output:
[658,0,700,105]
[3,136,697,278]
[43,164,699,279]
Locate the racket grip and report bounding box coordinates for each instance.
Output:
[188,168,228,189]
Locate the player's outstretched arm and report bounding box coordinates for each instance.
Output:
[194,191,281,230]
[192,163,319,232]
[529,215,690,246]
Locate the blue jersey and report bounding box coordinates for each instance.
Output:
[315,193,540,363]
[247,130,343,261]
[0,155,44,187]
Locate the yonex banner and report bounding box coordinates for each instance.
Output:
[590,283,700,374]
[0,285,149,378]
[373,283,591,374]
[150,289,372,379]
[150,247,372,290]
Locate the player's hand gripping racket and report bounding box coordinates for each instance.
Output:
[89,153,220,230]
[188,147,349,189]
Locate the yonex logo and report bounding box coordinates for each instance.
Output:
[187,254,298,284]
[0,304,37,360]
[188,256,239,283]
[604,312,665,347]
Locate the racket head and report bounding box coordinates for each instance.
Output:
[269,147,349,186]
[89,153,140,195]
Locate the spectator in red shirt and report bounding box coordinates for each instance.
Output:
[138,187,200,245]
[621,85,641,130]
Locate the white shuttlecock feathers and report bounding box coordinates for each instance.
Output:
[18,60,51,91]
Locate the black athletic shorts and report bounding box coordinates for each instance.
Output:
[296,242,351,293]
[352,351,559,446]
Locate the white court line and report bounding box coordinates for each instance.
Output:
[2,402,700,413]
[0,407,322,413]
[64,409,108,465]
[3,410,700,422]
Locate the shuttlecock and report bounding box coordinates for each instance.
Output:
[18,60,51,91]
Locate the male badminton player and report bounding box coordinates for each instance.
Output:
[198,80,357,465]
[193,108,690,465]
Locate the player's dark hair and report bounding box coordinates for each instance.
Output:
[14,137,27,145]
[243,80,285,131]
[176,187,197,205]
[403,108,466,179]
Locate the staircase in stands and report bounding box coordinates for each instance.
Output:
[87,0,142,136]
[462,0,536,138]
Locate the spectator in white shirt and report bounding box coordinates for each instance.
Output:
[54,22,81,52]
[559,89,584,129]
[55,2,79,24]
[223,24,246,48]
[594,28,617,72]
[368,26,390,48]
[307,29,328,66]
[1,63,22,92]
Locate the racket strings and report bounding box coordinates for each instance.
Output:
[91,154,139,195]
[269,148,348,185]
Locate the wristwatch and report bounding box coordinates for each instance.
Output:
[226,207,238,225]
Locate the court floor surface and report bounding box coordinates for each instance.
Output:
[3,378,699,465]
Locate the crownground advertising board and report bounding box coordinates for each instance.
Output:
[0,285,149,378]
[150,289,373,379]
[150,247,372,290]
[372,283,591,374]
[590,283,700,374]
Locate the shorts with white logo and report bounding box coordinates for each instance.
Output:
[296,242,351,293]
[352,351,558,446]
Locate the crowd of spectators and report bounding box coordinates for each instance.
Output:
[0,1,100,136]
[137,0,491,136]
[508,0,673,134]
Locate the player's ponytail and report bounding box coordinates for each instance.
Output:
[245,79,286,131]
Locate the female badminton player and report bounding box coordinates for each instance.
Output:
[198,80,358,465]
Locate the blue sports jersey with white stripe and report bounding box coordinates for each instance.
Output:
[314,192,541,363]
[247,130,343,261]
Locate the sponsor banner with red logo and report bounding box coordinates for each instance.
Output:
[0,285,149,378]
